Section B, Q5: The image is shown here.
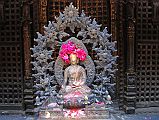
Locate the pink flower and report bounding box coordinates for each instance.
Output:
[61,41,76,54]
[61,44,67,50]
[76,49,86,61]
[67,41,73,45]
[62,54,69,60]
[59,40,87,63]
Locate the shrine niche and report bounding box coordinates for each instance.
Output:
[31,3,118,119]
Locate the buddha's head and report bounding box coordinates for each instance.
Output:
[69,53,79,65]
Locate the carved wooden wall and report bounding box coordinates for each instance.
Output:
[47,0,110,29]
[1,0,159,114]
[0,0,24,110]
[39,0,48,33]
[135,0,159,108]
[117,0,159,113]
[113,0,126,110]
[22,0,34,113]
[80,0,110,30]
[48,0,76,21]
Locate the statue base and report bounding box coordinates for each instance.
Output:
[63,96,86,109]
[38,97,110,120]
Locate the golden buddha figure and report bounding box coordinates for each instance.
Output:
[61,53,91,99]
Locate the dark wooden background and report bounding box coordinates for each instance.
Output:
[0,0,159,114]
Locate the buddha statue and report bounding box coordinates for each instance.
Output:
[61,53,91,99]
[58,40,91,106]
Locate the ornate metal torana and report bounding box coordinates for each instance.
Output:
[31,3,118,115]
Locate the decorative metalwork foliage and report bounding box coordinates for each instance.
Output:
[0,0,23,109]
[31,3,117,109]
[136,0,159,107]
[47,0,110,29]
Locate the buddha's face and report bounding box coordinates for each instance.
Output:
[70,54,78,65]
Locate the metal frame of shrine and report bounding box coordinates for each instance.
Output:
[0,0,159,114]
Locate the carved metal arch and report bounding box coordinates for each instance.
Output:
[81,55,95,85]
[54,56,66,85]
[54,37,95,85]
